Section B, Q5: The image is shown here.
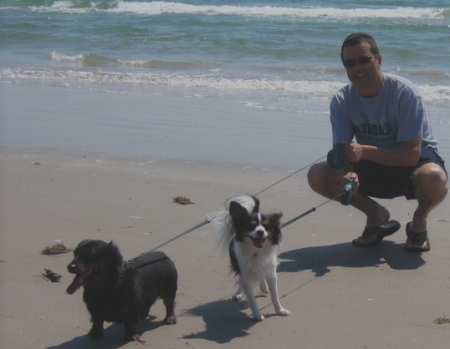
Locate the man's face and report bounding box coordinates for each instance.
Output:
[342,41,382,95]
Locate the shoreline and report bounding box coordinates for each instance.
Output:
[1,82,449,170]
[1,148,449,348]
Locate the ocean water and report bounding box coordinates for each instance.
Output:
[1,0,449,166]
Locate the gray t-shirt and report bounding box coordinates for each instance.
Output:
[330,73,439,160]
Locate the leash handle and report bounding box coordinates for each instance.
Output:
[340,178,355,206]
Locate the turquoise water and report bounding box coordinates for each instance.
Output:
[1,1,449,165]
[1,1,449,111]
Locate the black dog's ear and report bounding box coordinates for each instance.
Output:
[107,240,119,252]
[73,239,92,253]
[229,201,249,219]
[106,241,123,266]
[77,239,91,247]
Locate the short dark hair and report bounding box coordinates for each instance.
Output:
[340,33,380,61]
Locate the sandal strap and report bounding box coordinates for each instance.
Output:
[410,231,428,242]
[406,224,428,242]
[362,220,401,238]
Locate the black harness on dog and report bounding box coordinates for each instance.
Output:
[123,254,170,270]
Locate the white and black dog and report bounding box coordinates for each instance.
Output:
[214,194,290,321]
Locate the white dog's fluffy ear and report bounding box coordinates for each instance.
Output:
[269,212,283,222]
[224,194,258,214]
[210,195,259,255]
[208,210,232,255]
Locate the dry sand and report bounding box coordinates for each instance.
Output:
[0,148,449,349]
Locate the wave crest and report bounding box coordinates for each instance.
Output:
[24,1,448,19]
[2,67,449,103]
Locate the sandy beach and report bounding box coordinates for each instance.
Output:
[1,148,449,349]
[2,1,450,347]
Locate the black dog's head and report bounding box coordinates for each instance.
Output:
[229,200,283,248]
[66,240,123,295]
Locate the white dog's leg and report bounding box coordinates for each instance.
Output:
[232,285,244,301]
[259,280,268,294]
[266,272,290,316]
[240,278,264,321]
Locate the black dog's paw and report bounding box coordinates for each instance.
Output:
[164,315,177,325]
[88,321,104,338]
[123,333,145,344]
[88,329,103,338]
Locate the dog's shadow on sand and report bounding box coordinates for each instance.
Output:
[181,241,425,344]
[46,315,164,349]
[183,299,262,344]
[278,241,425,277]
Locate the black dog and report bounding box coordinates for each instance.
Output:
[66,240,177,342]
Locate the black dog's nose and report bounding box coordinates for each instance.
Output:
[67,263,77,273]
[256,230,265,237]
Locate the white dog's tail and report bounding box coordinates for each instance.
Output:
[210,195,258,254]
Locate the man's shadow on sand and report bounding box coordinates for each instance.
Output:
[278,240,425,276]
[45,315,163,349]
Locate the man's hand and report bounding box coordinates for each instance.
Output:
[342,172,359,195]
[342,137,421,167]
[344,142,364,163]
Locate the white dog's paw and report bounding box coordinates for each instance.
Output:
[277,308,290,316]
[232,294,243,301]
[251,314,265,321]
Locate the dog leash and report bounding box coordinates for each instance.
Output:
[281,178,355,228]
[253,155,326,196]
[150,146,354,251]
[149,220,212,252]
[149,155,328,252]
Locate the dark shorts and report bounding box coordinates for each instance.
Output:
[352,157,447,200]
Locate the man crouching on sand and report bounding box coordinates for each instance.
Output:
[307,33,447,252]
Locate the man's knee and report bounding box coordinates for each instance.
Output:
[307,163,325,190]
[307,162,339,193]
[413,163,448,200]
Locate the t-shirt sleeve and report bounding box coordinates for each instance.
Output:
[396,86,426,143]
[330,91,354,145]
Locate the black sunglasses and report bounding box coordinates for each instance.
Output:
[343,54,379,68]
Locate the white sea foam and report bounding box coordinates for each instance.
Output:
[29,1,446,19]
[2,68,449,103]
[50,52,85,62]
[0,68,342,96]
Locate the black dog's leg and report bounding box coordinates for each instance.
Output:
[123,316,140,342]
[88,317,104,338]
[162,294,177,324]
[140,305,151,319]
